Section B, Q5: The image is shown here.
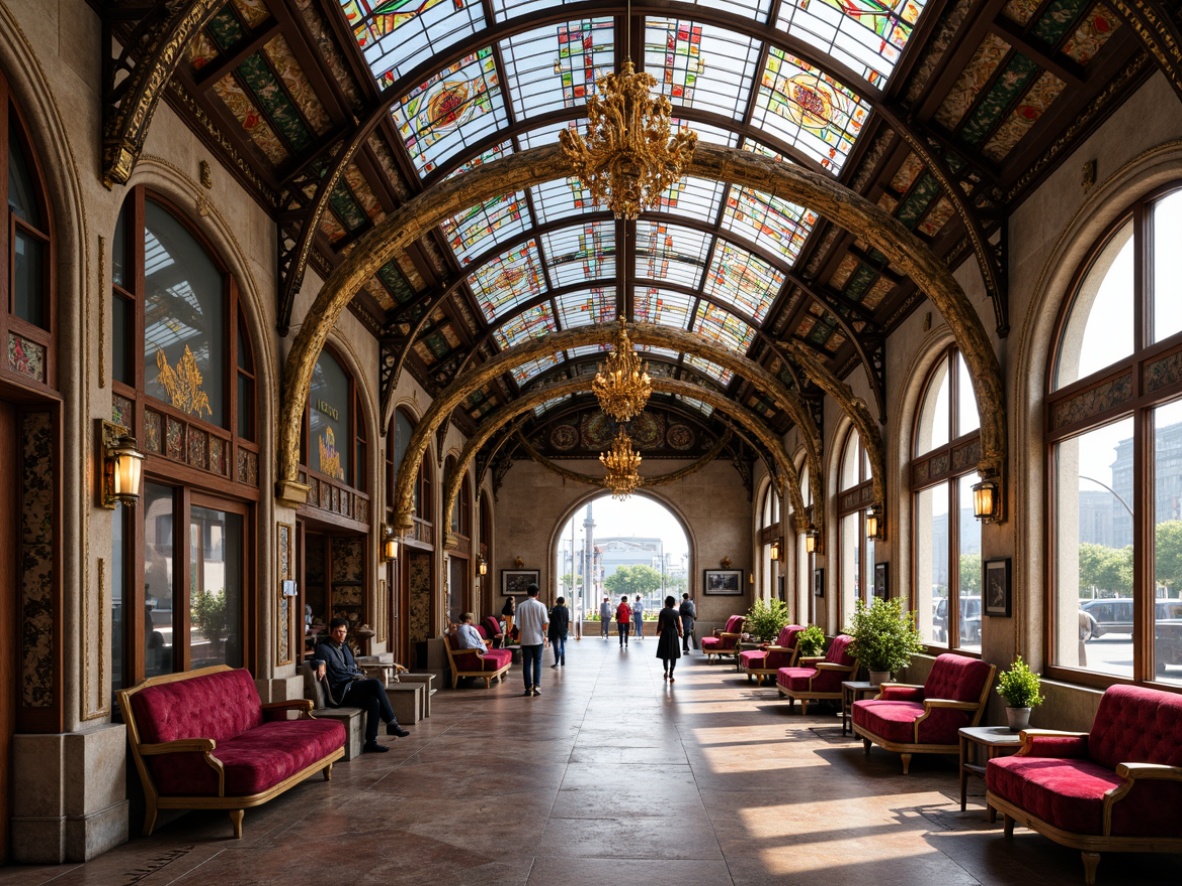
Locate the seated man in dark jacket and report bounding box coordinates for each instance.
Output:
[313,617,409,752]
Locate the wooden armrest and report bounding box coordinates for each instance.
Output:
[1116,762,1182,782]
[814,662,854,672]
[798,655,823,664]
[262,699,314,714]
[879,681,922,690]
[1020,729,1086,738]
[921,698,981,711]
[765,645,790,653]
[719,632,742,641]
[139,738,216,756]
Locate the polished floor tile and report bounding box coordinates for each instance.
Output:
[4,640,1180,884]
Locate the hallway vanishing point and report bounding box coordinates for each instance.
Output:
[3,639,1178,886]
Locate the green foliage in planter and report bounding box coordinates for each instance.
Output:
[745,597,791,643]
[845,597,924,673]
[796,624,826,657]
[996,656,1045,708]
[191,589,229,641]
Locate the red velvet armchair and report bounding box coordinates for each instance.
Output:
[986,685,1182,885]
[701,615,745,664]
[481,616,505,647]
[776,634,856,713]
[852,652,995,774]
[739,624,803,685]
[443,634,512,688]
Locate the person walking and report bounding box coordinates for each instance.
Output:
[501,595,516,645]
[632,595,645,639]
[656,596,684,682]
[679,593,697,652]
[616,595,631,648]
[516,584,548,696]
[549,596,570,668]
[599,595,612,639]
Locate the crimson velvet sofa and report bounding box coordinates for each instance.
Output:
[444,633,513,688]
[852,653,995,774]
[776,634,857,713]
[701,615,745,664]
[739,624,803,685]
[985,685,1182,885]
[118,665,345,840]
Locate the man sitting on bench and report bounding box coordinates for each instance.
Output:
[313,618,410,753]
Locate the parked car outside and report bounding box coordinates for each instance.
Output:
[933,596,982,644]
[1154,600,1182,674]
[1080,598,1134,638]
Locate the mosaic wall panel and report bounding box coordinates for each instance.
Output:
[112,394,134,429]
[210,436,224,474]
[1050,372,1134,430]
[1145,349,1182,394]
[9,333,46,382]
[166,417,184,460]
[144,410,162,453]
[21,412,54,708]
[237,448,258,485]
[188,427,208,471]
[409,552,432,646]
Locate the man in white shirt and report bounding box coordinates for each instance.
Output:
[632,595,645,639]
[515,583,549,697]
[456,613,487,650]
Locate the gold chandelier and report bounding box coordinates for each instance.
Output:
[592,317,652,422]
[558,34,696,220]
[600,427,643,500]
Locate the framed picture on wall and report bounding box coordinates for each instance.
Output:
[814,568,825,597]
[874,563,889,600]
[703,569,743,595]
[501,569,539,596]
[984,558,1012,617]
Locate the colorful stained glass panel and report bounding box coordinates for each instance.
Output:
[442,192,530,265]
[541,222,615,287]
[468,241,548,321]
[635,287,694,330]
[694,302,755,352]
[685,354,733,386]
[517,118,586,150]
[751,49,870,174]
[658,176,725,219]
[644,19,758,119]
[723,186,816,267]
[493,303,557,349]
[392,49,508,176]
[531,176,597,224]
[339,0,483,89]
[555,287,615,329]
[445,140,513,180]
[512,354,560,385]
[635,222,712,289]
[501,19,614,120]
[704,241,785,322]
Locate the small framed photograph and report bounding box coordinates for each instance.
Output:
[704,569,743,595]
[874,563,888,600]
[984,558,1012,617]
[501,569,539,596]
[813,568,825,597]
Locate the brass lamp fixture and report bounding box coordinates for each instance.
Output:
[865,505,881,539]
[769,539,781,562]
[600,427,643,500]
[805,525,818,554]
[478,556,488,576]
[592,317,652,422]
[558,0,697,221]
[972,470,1002,523]
[383,526,399,562]
[99,421,145,508]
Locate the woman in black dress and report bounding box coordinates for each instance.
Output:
[655,596,683,682]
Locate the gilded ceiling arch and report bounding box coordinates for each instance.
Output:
[436,376,807,542]
[279,143,1007,517]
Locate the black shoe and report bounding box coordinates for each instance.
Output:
[532,687,541,696]
[363,741,389,753]
[550,663,558,668]
[523,689,532,696]
[386,722,410,738]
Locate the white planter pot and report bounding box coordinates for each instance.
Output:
[1005,706,1032,732]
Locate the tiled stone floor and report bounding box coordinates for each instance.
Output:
[4,638,1180,885]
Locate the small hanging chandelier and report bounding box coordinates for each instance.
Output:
[592,317,652,422]
[600,427,643,500]
[558,1,696,220]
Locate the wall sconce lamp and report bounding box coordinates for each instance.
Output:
[972,473,1001,523]
[478,556,488,576]
[748,572,754,585]
[383,527,399,562]
[769,539,781,562]
[805,526,818,554]
[99,423,145,509]
[865,505,881,540]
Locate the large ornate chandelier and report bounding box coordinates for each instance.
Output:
[558,11,696,221]
[592,317,651,422]
[600,427,643,500]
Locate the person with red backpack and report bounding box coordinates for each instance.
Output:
[616,595,632,648]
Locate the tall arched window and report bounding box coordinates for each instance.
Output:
[758,481,781,599]
[110,192,258,689]
[838,429,875,627]
[912,348,981,652]
[797,462,813,623]
[307,347,366,492]
[1048,185,1182,688]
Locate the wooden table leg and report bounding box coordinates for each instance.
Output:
[959,734,968,811]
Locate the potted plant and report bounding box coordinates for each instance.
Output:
[796,624,826,658]
[745,598,791,644]
[996,655,1044,731]
[845,597,925,685]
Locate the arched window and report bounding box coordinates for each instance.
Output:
[1048,186,1182,688]
[758,481,781,599]
[307,348,366,491]
[110,192,258,690]
[839,429,875,627]
[797,462,813,623]
[389,406,432,543]
[912,348,981,653]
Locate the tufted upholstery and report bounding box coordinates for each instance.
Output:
[987,685,1182,839]
[131,667,264,745]
[776,634,856,694]
[481,616,504,646]
[853,654,996,745]
[739,625,804,679]
[444,632,513,687]
[702,615,745,662]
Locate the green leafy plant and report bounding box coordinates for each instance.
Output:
[191,589,229,641]
[796,624,826,657]
[996,656,1045,708]
[845,597,925,673]
[745,597,792,643]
